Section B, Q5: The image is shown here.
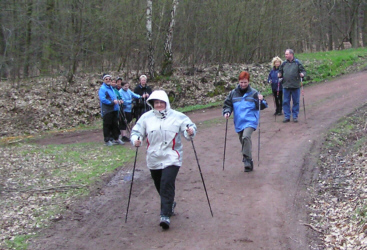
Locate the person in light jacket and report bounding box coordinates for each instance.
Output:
[119,81,141,141]
[131,90,197,230]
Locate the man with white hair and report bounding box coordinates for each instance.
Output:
[278,49,306,123]
[133,75,152,121]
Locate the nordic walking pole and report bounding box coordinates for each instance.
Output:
[143,93,147,113]
[122,110,131,134]
[187,125,214,217]
[301,77,307,123]
[125,137,140,223]
[257,97,261,168]
[222,118,228,171]
[276,79,281,122]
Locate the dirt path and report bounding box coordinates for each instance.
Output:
[29,72,367,250]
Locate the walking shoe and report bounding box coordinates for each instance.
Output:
[172,201,177,215]
[277,112,283,116]
[244,159,253,172]
[159,216,170,230]
[293,118,298,123]
[105,141,114,146]
[283,118,290,123]
[273,111,278,115]
[114,139,125,145]
[122,136,130,142]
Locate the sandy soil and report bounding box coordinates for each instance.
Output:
[29,72,367,250]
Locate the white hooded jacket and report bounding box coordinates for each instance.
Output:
[131,90,197,170]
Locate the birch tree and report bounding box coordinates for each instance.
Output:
[147,0,154,78]
[161,0,179,76]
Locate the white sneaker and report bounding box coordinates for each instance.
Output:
[105,141,113,146]
[114,139,125,145]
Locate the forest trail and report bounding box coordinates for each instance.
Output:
[30,72,367,250]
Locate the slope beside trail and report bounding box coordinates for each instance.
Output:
[29,72,367,250]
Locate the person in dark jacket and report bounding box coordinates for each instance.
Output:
[278,49,306,123]
[268,56,283,116]
[223,71,268,172]
[133,75,152,121]
[98,74,125,146]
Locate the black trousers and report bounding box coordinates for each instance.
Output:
[102,111,119,142]
[119,112,132,130]
[150,165,180,217]
[272,90,283,113]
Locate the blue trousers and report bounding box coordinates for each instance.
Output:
[283,88,300,119]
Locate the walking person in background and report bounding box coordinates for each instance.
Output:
[119,81,141,142]
[278,49,306,123]
[131,90,197,230]
[133,75,152,121]
[223,71,267,172]
[98,74,124,146]
[268,56,283,116]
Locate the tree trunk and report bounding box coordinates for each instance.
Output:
[363,1,367,46]
[147,0,154,79]
[24,0,33,77]
[161,0,179,76]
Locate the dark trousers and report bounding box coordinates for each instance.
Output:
[119,112,132,130]
[150,165,180,217]
[102,111,119,142]
[272,90,283,113]
[134,106,151,122]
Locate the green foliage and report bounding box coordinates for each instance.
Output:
[176,101,222,113]
[27,142,135,187]
[298,48,367,84]
[5,234,32,250]
[207,85,225,97]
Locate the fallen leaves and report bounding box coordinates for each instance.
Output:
[308,105,367,249]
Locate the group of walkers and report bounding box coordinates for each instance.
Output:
[98,74,152,146]
[268,49,306,123]
[98,48,306,230]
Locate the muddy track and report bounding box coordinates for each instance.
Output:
[29,72,367,250]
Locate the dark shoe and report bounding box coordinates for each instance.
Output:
[159,216,170,230]
[277,112,283,116]
[122,136,130,142]
[293,118,298,123]
[283,118,290,123]
[273,111,278,115]
[172,201,176,215]
[244,159,253,172]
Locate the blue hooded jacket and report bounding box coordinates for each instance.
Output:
[223,85,267,133]
[98,82,119,117]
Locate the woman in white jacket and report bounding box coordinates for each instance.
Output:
[131,90,197,230]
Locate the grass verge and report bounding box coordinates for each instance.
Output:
[0,142,134,249]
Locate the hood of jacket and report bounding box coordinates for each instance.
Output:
[146,90,171,110]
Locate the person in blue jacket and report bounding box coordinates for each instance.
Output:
[119,81,141,142]
[98,74,125,146]
[268,56,283,116]
[223,71,267,172]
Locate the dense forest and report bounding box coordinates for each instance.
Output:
[1,0,366,81]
